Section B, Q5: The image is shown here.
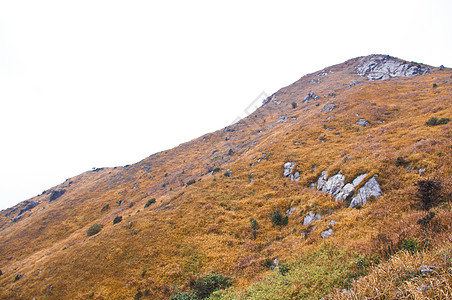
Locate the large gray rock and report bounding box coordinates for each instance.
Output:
[349,175,382,208]
[356,55,430,80]
[334,183,354,203]
[303,211,322,226]
[318,173,345,196]
[49,189,65,203]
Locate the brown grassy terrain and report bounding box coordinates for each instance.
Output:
[0,55,451,299]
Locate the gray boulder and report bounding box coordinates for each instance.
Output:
[350,175,382,208]
[49,189,65,203]
[321,228,333,238]
[334,183,354,203]
[356,119,370,126]
[303,211,322,226]
[321,102,335,113]
[318,173,345,196]
[352,173,368,186]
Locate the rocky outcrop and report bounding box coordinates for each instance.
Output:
[283,162,300,181]
[18,201,40,216]
[303,211,322,226]
[321,228,333,238]
[349,175,382,208]
[303,92,320,103]
[315,172,382,206]
[356,55,430,80]
[49,189,66,203]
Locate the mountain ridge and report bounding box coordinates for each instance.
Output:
[0,54,451,299]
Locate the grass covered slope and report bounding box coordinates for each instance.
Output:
[0,55,451,299]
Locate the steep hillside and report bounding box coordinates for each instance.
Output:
[0,55,451,299]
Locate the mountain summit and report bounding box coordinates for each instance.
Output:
[1,55,451,299]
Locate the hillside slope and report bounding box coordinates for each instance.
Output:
[0,55,451,299]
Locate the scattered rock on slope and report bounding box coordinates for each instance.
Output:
[18,201,40,216]
[356,119,370,126]
[303,211,322,226]
[349,175,382,208]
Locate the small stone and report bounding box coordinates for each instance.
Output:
[286,207,296,216]
[356,119,370,126]
[321,229,333,238]
[303,211,322,226]
[419,266,436,275]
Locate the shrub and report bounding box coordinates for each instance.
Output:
[395,156,408,167]
[170,292,196,300]
[223,172,230,177]
[399,238,421,254]
[433,83,438,88]
[144,198,156,208]
[228,149,234,156]
[250,218,259,230]
[186,179,196,186]
[87,224,103,236]
[426,117,450,126]
[212,167,220,173]
[261,258,273,268]
[414,179,442,210]
[271,210,288,226]
[189,273,232,299]
[113,216,122,224]
[0,269,2,276]
[100,204,110,212]
[292,102,297,109]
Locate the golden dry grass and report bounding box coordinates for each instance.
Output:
[0,55,451,299]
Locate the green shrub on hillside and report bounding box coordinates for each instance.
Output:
[171,292,196,300]
[113,216,122,224]
[144,198,156,208]
[189,273,232,299]
[100,204,109,212]
[426,117,450,126]
[87,224,102,236]
[271,210,288,227]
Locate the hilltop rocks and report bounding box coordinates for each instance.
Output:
[356,55,430,80]
[349,175,382,208]
[303,211,322,226]
[315,172,382,207]
[18,201,40,216]
[49,189,65,203]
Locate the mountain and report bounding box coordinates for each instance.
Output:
[0,55,451,299]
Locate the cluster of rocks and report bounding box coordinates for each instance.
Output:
[283,162,301,182]
[356,55,430,80]
[303,92,320,103]
[356,118,370,126]
[321,102,335,113]
[316,171,382,208]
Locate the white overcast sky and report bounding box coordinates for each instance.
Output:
[0,0,451,210]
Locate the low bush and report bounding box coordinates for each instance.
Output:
[426,117,450,126]
[100,204,109,212]
[144,198,156,208]
[186,179,196,186]
[212,167,220,173]
[414,179,442,210]
[279,264,290,276]
[399,238,421,254]
[170,292,196,300]
[271,210,288,226]
[250,218,259,230]
[113,216,122,224]
[87,224,103,236]
[189,273,232,299]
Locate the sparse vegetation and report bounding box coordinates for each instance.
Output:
[186,179,196,186]
[292,102,297,109]
[113,216,122,224]
[189,273,232,299]
[414,179,442,210]
[100,204,109,212]
[86,224,103,236]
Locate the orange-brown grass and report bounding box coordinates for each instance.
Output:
[0,56,451,299]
